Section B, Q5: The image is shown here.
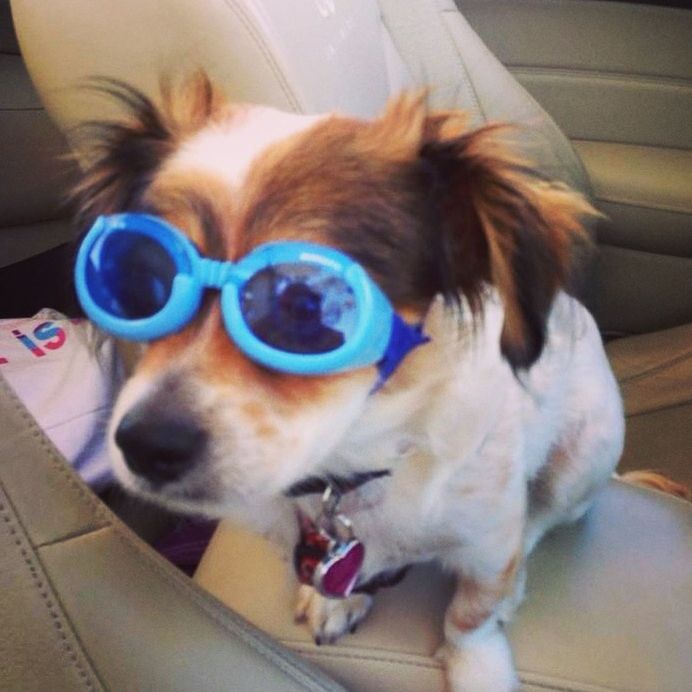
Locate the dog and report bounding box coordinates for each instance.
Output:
[74,74,625,691]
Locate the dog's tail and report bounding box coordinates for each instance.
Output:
[618,470,690,501]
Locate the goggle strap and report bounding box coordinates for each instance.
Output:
[372,314,430,392]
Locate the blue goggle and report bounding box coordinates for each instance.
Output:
[75,213,429,386]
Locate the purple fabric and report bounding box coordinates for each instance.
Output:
[154,518,218,576]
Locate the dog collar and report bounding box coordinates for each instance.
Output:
[285,469,391,498]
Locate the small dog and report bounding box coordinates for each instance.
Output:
[75,74,624,691]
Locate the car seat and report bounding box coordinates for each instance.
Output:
[5,0,691,689]
[0,0,78,315]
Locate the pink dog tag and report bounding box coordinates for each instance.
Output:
[315,539,365,598]
[294,521,365,598]
[294,484,365,598]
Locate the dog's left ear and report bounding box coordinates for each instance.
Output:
[71,72,226,230]
[418,113,594,370]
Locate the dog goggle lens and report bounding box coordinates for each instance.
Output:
[75,213,428,381]
[240,265,355,355]
[85,230,178,319]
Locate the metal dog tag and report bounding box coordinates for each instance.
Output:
[293,485,365,598]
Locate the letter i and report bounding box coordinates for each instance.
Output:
[12,329,45,357]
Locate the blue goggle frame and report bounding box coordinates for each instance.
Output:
[74,213,429,386]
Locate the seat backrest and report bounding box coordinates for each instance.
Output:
[10,0,588,195]
[10,0,399,124]
[378,0,589,193]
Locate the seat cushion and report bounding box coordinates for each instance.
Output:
[195,481,692,692]
[606,323,692,487]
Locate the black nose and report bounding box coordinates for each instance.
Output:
[115,410,207,485]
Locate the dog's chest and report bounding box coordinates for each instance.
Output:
[314,442,465,569]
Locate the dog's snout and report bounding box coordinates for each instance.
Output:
[115,411,207,485]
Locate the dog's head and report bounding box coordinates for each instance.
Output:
[75,74,591,517]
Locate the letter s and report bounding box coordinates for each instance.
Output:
[33,321,67,350]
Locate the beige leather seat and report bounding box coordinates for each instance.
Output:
[6,0,691,690]
[0,376,344,692]
[196,481,692,692]
[606,323,692,487]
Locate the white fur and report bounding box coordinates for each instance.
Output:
[167,105,324,189]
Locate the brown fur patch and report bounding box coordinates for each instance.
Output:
[529,446,569,513]
[144,168,235,257]
[528,416,592,513]
[136,329,198,376]
[229,94,460,312]
[236,91,593,369]
[238,400,280,439]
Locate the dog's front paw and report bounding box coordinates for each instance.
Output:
[294,584,372,645]
[496,565,526,626]
[441,625,518,692]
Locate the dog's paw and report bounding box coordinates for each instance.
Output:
[441,626,518,692]
[294,584,372,645]
[496,566,526,626]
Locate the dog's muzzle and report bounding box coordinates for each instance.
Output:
[115,409,208,486]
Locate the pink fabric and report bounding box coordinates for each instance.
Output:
[0,310,121,488]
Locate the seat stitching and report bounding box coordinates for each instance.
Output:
[626,397,692,419]
[616,348,692,384]
[594,194,692,216]
[0,376,111,522]
[36,523,111,550]
[0,485,103,691]
[519,668,626,692]
[377,0,483,119]
[293,645,443,670]
[437,9,484,120]
[509,65,692,90]
[298,646,443,670]
[0,106,46,112]
[573,137,692,153]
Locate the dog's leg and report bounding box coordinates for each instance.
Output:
[443,618,517,692]
[294,584,373,645]
[441,544,523,691]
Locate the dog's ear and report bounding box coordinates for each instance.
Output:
[418,116,594,370]
[71,72,225,229]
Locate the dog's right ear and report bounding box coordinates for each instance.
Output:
[71,72,224,229]
[417,112,593,370]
